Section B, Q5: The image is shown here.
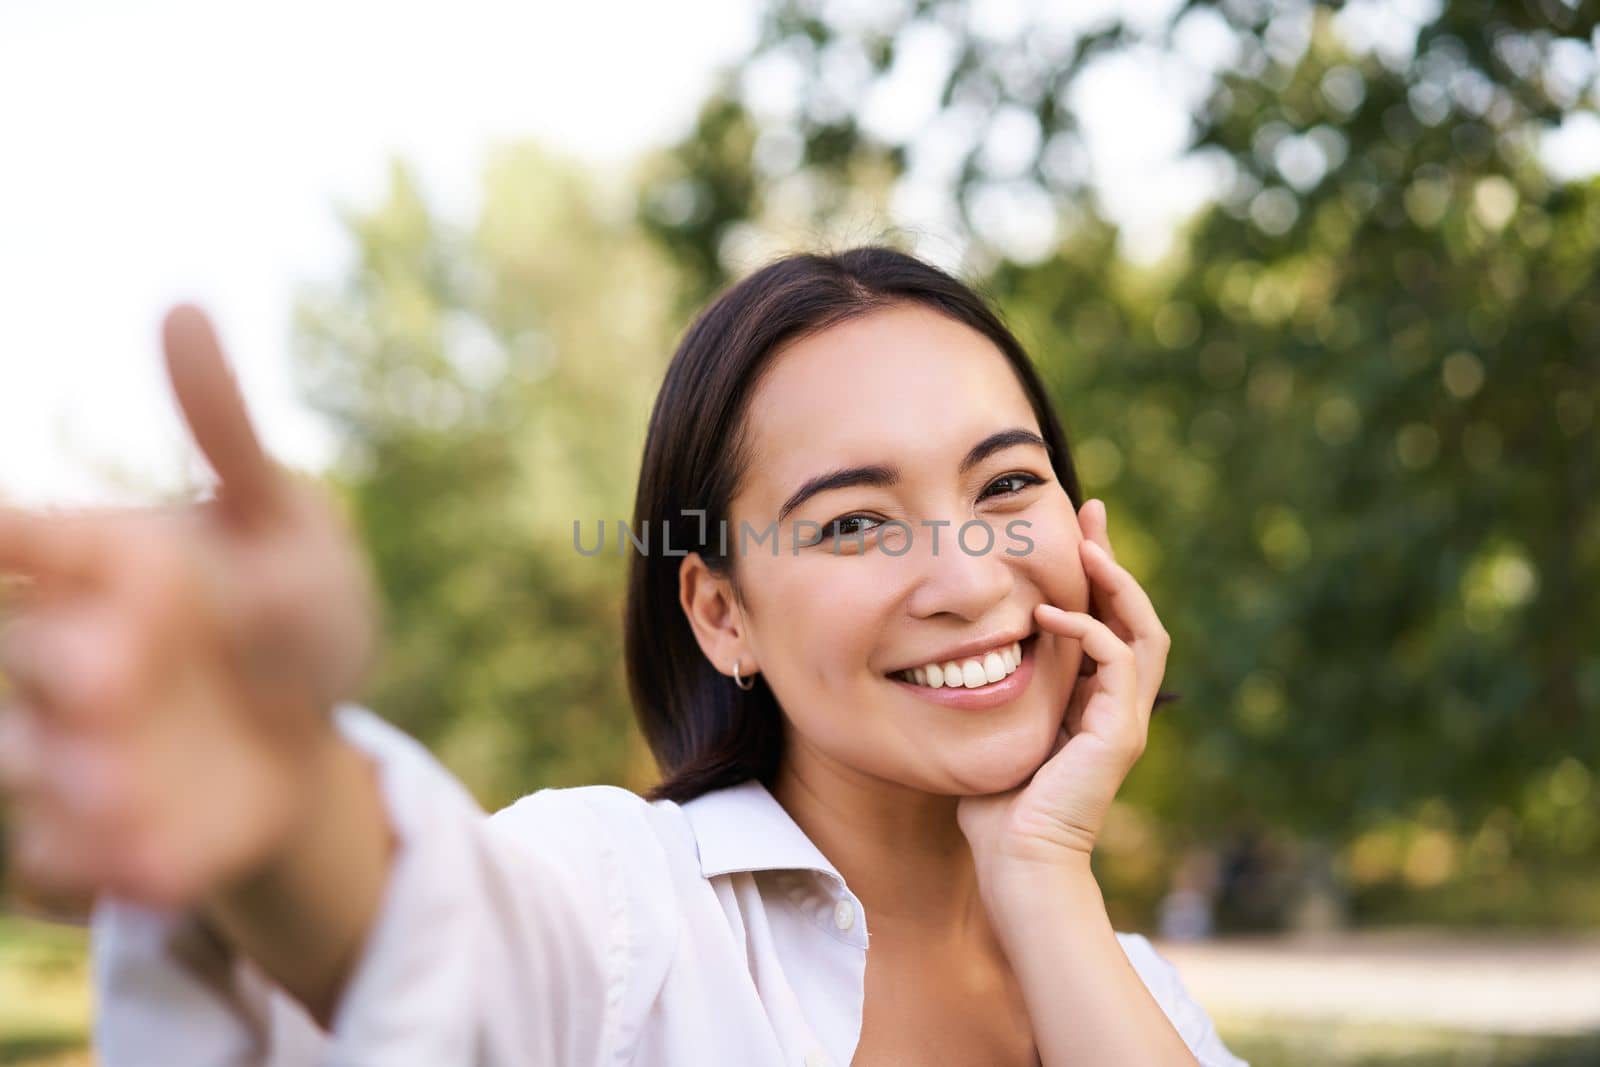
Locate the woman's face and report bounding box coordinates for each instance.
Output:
[723,302,1090,796]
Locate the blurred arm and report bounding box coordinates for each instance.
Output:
[198,728,395,1028]
[92,706,635,1066]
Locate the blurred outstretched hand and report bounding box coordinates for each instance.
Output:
[0,307,380,909]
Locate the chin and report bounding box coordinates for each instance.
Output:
[942,722,1060,796]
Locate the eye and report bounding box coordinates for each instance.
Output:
[808,473,1047,546]
[809,513,884,545]
[980,472,1047,500]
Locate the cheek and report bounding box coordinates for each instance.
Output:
[1016,500,1090,613]
[741,555,904,771]
[743,555,887,689]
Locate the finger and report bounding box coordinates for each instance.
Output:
[8,804,107,900]
[0,616,54,712]
[0,720,84,891]
[162,305,282,524]
[3,606,147,733]
[1076,499,1116,627]
[0,508,110,585]
[1079,540,1170,707]
[1080,540,1165,642]
[0,704,44,795]
[0,711,113,812]
[1034,604,1138,709]
[1079,498,1115,561]
[2,714,133,896]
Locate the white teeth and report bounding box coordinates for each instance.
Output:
[894,637,1029,689]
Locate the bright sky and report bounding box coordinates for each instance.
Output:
[0,0,757,505]
[3,1,1596,508]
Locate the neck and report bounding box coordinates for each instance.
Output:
[770,740,985,941]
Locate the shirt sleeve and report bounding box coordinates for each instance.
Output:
[91,703,649,1067]
[1115,932,1250,1067]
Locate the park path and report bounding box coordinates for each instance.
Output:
[1154,930,1600,1035]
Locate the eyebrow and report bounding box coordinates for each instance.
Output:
[776,428,1050,524]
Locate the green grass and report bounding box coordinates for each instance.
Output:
[1218,1016,1600,1067]
[0,914,91,1066]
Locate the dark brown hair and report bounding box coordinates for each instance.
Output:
[625,246,1093,804]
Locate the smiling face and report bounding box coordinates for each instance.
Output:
[706,302,1091,797]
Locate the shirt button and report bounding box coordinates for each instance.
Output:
[833,899,856,931]
[805,1050,830,1067]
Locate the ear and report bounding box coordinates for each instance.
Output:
[678,552,755,680]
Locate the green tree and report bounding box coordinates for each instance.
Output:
[638,0,1600,925]
[293,146,682,809]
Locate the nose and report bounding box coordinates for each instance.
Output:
[901,518,1017,622]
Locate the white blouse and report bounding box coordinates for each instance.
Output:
[90,705,1249,1066]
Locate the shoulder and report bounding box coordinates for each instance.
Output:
[1114,932,1250,1067]
[489,784,690,850]
[487,784,701,895]
[489,783,651,830]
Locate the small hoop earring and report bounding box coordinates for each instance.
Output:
[732,658,756,691]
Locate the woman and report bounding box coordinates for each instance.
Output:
[0,247,1246,1065]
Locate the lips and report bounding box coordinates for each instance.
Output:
[883,628,1037,679]
[886,633,1040,709]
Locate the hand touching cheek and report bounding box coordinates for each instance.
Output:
[958,498,1171,898]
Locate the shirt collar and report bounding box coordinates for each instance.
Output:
[678,778,843,884]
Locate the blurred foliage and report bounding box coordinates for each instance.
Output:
[0,916,89,1065]
[275,0,1597,927]
[631,0,1600,926]
[293,145,679,809]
